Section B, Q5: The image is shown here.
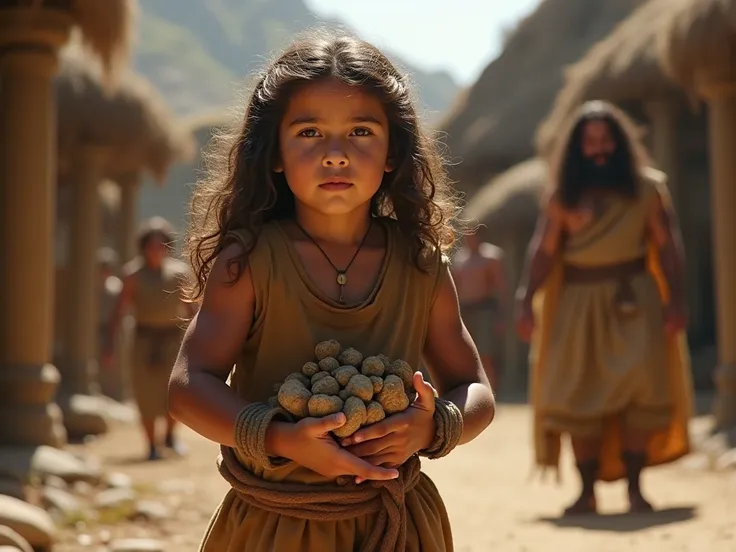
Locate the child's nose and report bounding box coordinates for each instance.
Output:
[322,143,349,167]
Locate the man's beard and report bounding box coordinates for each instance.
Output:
[581,156,625,188]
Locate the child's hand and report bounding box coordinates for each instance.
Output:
[273,413,400,483]
[341,372,436,483]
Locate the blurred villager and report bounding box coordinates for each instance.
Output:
[454,233,506,393]
[515,101,693,515]
[104,217,194,460]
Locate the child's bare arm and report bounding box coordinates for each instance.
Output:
[168,243,255,448]
[422,267,496,445]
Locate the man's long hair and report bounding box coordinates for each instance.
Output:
[548,101,652,209]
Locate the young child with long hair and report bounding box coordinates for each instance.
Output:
[168,30,496,552]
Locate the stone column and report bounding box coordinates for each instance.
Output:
[645,99,703,345]
[56,147,111,438]
[701,81,736,430]
[0,11,72,449]
[644,99,681,208]
[61,146,109,396]
[118,173,141,264]
[114,173,142,403]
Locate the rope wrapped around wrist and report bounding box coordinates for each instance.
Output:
[419,397,464,459]
[233,402,292,470]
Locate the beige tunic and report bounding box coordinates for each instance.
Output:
[540,174,671,438]
[124,256,189,419]
[201,219,454,552]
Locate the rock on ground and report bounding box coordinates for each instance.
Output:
[0,496,55,551]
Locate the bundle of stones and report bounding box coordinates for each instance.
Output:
[272,339,416,438]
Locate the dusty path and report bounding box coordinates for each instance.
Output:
[58,404,735,551]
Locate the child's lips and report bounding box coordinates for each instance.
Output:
[319,181,353,191]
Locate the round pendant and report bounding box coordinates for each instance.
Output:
[336,273,348,285]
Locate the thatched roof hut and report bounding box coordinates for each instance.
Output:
[180,109,239,139]
[657,0,736,91]
[464,157,547,238]
[138,109,237,240]
[438,0,644,192]
[56,45,195,183]
[71,0,138,82]
[536,0,681,155]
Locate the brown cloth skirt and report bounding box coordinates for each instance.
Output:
[130,326,182,420]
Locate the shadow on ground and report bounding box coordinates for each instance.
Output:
[535,505,697,533]
[105,452,187,467]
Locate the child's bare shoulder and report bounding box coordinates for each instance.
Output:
[209,240,251,288]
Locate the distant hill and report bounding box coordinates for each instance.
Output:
[133,0,460,124]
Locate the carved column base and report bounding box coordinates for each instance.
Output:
[0,364,66,448]
[56,358,108,439]
[56,394,109,440]
[713,363,736,431]
[58,358,101,397]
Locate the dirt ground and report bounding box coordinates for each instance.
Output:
[57,403,735,552]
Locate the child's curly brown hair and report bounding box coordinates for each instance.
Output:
[184,30,462,301]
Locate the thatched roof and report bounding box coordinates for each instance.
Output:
[658,0,736,92]
[180,109,239,153]
[181,109,237,135]
[536,0,681,154]
[56,44,196,183]
[464,157,547,236]
[72,0,138,83]
[439,0,644,191]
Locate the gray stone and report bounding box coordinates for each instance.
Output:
[156,479,195,495]
[76,533,94,547]
[42,487,84,522]
[58,394,109,438]
[110,538,165,552]
[716,448,736,471]
[0,526,33,552]
[94,487,137,512]
[133,501,170,521]
[105,472,132,489]
[72,480,95,496]
[0,445,101,486]
[0,496,56,550]
[680,453,713,471]
[92,395,138,424]
[43,475,67,490]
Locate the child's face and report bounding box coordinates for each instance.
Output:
[277,78,392,216]
[143,235,167,267]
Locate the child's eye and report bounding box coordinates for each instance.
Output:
[351,127,373,137]
[298,128,321,138]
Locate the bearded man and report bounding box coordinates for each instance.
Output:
[515,101,694,516]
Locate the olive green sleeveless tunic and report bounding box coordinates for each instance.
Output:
[200,219,454,552]
[124,256,189,420]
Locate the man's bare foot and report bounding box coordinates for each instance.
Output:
[563,494,597,516]
[628,491,654,513]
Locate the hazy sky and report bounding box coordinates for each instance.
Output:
[305,0,541,85]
